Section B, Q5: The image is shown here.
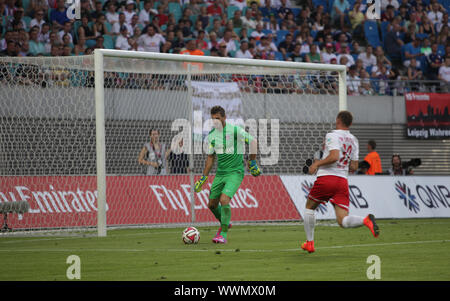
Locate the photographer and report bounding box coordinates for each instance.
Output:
[388,154,420,176]
[138,129,170,175]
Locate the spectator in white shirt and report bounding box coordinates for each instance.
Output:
[218,29,237,53]
[241,9,257,30]
[139,0,157,26]
[105,2,119,25]
[427,2,443,25]
[358,45,377,69]
[381,0,399,10]
[438,57,450,83]
[138,25,166,52]
[235,40,254,59]
[30,9,46,30]
[112,13,133,36]
[123,0,137,25]
[337,43,355,67]
[347,65,362,95]
[321,43,338,64]
[250,23,265,40]
[115,25,131,50]
[58,21,73,44]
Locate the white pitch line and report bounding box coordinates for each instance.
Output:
[1,239,449,254]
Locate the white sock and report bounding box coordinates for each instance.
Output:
[303,209,316,241]
[342,215,364,228]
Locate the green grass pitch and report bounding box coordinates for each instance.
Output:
[1,218,450,281]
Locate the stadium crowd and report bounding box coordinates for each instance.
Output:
[0,0,450,95]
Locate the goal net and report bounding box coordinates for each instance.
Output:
[0,51,346,236]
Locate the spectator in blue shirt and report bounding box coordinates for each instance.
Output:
[404,38,423,68]
[260,0,278,18]
[331,0,350,29]
[50,0,70,30]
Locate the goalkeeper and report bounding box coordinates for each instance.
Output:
[194,105,261,244]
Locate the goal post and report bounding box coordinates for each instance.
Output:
[0,50,346,236]
[94,49,347,237]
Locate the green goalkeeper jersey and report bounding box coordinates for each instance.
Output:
[208,123,254,175]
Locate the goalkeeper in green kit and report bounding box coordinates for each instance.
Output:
[194,105,261,244]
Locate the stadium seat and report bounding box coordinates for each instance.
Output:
[86,39,96,48]
[227,5,240,19]
[437,44,446,57]
[365,65,372,75]
[274,51,284,61]
[276,30,289,45]
[380,21,390,43]
[364,20,381,48]
[416,33,429,40]
[23,16,31,29]
[102,34,114,49]
[262,29,273,36]
[168,2,182,22]
[22,0,30,11]
[291,8,301,17]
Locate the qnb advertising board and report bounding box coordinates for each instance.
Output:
[0,175,299,229]
[281,175,450,220]
[405,92,450,139]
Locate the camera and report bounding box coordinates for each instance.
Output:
[156,159,163,174]
[401,158,421,169]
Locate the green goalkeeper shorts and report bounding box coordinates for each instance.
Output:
[209,172,245,200]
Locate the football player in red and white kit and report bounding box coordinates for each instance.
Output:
[301,111,380,253]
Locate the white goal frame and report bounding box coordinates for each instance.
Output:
[93,49,347,237]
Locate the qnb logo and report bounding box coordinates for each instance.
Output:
[66,0,81,20]
[395,181,420,213]
[366,0,381,20]
[301,181,327,214]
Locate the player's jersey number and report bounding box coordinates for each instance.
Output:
[338,144,352,168]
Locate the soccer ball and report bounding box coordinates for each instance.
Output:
[182,227,200,244]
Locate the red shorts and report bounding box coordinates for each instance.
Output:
[308,175,350,211]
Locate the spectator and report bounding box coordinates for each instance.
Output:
[260,0,277,18]
[331,0,350,29]
[78,14,96,41]
[358,45,376,69]
[374,46,392,68]
[388,154,413,175]
[404,37,423,68]
[112,13,131,36]
[231,0,248,10]
[419,15,435,36]
[438,57,450,84]
[207,31,220,50]
[58,21,74,45]
[235,40,253,59]
[139,0,157,26]
[168,137,189,174]
[28,0,50,17]
[115,26,131,50]
[138,25,166,52]
[359,69,374,95]
[251,23,265,40]
[265,14,281,32]
[425,43,444,82]
[93,35,105,49]
[50,0,70,30]
[384,23,404,68]
[337,43,355,67]
[427,2,443,26]
[196,30,209,51]
[364,140,382,175]
[38,23,51,43]
[74,37,87,55]
[105,2,119,25]
[347,65,362,95]
[277,0,292,20]
[348,0,365,40]
[180,38,204,55]
[288,43,303,62]
[217,42,229,57]
[44,31,58,54]
[321,43,337,64]
[305,42,322,63]
[241,8,257,29]
[28,27,45,56]
[207,0,223,17]
[436,12,450,33]
[278,33,295,58]
[30,9,46,30]
[420,37,432,56]
[138,129,170,175]
[218,29,237,54]
[90,1,104,21]
[407,57,423,91]
[231,10,243,29]
[155,5,168,27]
[0,40,18,56]
[123,0,137,25]
[381,0,399,10]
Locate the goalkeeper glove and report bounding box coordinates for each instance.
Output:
[248,160,261,177]
[194,175,208,192]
